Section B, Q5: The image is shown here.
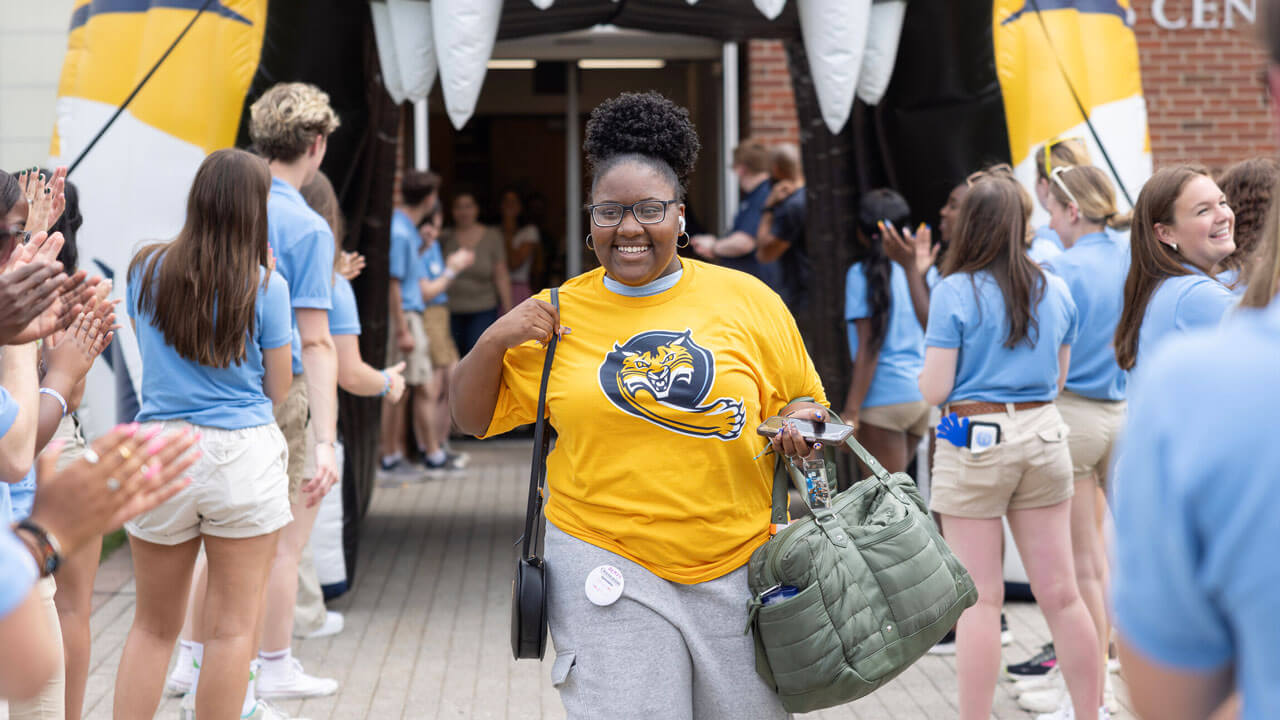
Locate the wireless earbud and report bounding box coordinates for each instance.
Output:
[678,216,686,234]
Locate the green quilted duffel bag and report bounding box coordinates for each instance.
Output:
[746,425,977,713]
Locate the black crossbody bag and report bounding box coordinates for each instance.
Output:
[511,287,558,660]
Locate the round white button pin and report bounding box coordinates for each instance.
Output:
[584,565,625,606]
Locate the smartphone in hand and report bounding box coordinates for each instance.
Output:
[756,416,854,445]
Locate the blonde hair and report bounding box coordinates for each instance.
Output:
[249,82,340,163]
[299,170,344,274]
[1046,165,1132,231]
[1034,137,1092,180]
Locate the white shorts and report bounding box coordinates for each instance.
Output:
[125,420,293,545]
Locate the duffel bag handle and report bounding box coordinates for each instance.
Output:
[768,398,909,523]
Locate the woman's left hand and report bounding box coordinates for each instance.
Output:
[770,405,827,463]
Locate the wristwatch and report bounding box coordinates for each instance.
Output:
[16,519,62,577]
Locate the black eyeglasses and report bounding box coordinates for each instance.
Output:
[584,200,678,227]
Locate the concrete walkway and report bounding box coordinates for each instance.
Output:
[21,439,1133,719]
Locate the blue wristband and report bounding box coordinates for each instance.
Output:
[377,370,391,398]
[39,387,68,418]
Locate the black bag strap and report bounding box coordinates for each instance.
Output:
[519,288,559,561]
[768,398,901,523]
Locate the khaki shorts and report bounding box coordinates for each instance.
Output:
[52,414,86,471]
[929,403,1073,519]
[273,374,315,504]
[125,421,292,544]
[860,400,932,436]
[1055,390,1127,485]
[387,310,433,386]
[422,304,460,367]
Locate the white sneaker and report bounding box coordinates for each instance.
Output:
[302,611,344,640]
[1107,655,1121,674]
[1034,701,1111,720]
[167,646,197,695]
[179,691,195,720]
[1104,672,1118,712]
[1019,684,1066,714]
[241,700,312,720]
[1013,667,1061,696]
[255,657,338,700]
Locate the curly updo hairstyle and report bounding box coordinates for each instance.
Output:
[583,92,701,201]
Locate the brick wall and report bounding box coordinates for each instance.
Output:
[747,40,799,145]
[746,12,1278,173]
[1136,3,1276,171]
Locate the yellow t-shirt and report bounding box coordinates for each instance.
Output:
[483,260,828,584]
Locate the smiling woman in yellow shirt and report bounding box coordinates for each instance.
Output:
[452,92,827,720]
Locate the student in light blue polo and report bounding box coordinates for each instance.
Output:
[842,189,928,474]
[248,83,347,704]
[1111,298,1280,720]
[115,148,296,720]
[1040,164,1134,706]
[1114,165,1236,374]
[917,175,1101,720]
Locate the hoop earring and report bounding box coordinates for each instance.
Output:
[585,234,595,251]
[676,232,690,249]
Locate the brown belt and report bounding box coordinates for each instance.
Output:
[945,400,1051,419]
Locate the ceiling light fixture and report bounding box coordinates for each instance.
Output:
[487,59,537,70]
[577,58,667,70]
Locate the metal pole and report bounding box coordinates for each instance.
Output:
[721,41,740,232]
[566,63,582,279]
[414,98,429,170]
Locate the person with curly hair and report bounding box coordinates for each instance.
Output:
[1215,157,1280,292]
[451,91,829,718]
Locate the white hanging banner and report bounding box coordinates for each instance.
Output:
[856,0,908,106]
[369,0,408,104]
[797,0,871,134]
[433,0,502,130]
[752,0,788,20]
[388,0,436,102]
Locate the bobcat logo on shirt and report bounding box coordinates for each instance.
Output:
[598,329,745,440]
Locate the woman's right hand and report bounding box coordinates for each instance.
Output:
[28,424,199,554]
[382,362,407,403]
[483,297,567,349]
[446,247,475,273]
[881,221,938,277]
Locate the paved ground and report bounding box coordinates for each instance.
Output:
[6,439,1135,719]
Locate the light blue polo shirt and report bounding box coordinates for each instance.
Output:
[0,526,37,619]
[1217,267,1246,296]
[0,387,19,523]
[1028,226,1063,264]
[845,261,925,408]
[1043,232,1130,401]
[1112,301,1280,720]
[129,262,294,430]
[1134,271,1234,370]
[925,270,1078,403]
[390,210,427,313]
[328,275,362,336]
[10,469,34,522]
[268,177,336,375]
[419,241,449,307]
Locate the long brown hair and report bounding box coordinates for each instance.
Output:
[943,176,1047,348]
[300,170,343,274]
[1242,178,1280,309]
[130,149,272,368]
[1113,165,1209,370]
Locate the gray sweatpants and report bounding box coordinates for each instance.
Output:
[545,523,789,720]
